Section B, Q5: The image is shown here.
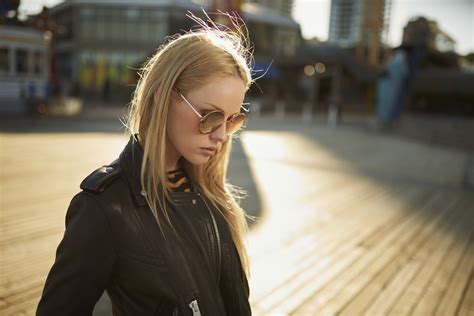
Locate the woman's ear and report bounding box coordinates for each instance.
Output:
[168,90,182,109]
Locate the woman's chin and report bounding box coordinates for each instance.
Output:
[185,154,211,166]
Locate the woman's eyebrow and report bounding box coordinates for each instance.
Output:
[203,102,225,113]
[203,101,244,117]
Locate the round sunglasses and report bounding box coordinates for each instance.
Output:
[178,92,248,135]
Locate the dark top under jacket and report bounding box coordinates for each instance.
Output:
[36,134,251,316]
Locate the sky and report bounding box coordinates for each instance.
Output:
[18,0,474,54]
[294,0,473,54]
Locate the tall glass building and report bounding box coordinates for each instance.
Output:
[328,0,391,48]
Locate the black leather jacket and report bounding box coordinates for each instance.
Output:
[36,135,251,316]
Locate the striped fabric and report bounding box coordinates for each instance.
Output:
[166,168,192,193]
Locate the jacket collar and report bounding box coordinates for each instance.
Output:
[119,134,150,206]
[118,134,199,207]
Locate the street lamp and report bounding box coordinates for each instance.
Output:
[315,62,326,74]
[302,64,318,123]
[304,64,315,76]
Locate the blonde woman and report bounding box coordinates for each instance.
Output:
[37,22,254,316]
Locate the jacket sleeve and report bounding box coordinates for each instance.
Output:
[220,240,252,316]
[235,246,252,316]
[36,192,116,316]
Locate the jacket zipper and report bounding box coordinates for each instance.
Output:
[197,192,222,283]
[188,299,201,316]
[172,306,179,316]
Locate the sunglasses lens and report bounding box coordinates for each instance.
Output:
[199,111,247,135]
[226,114,246,134]
[199,112,225,134]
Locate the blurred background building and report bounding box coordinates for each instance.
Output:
[247,0,293,16]
[0,0,51,114]
[0,25,50,114]
[328,0,391,50]
[39,0,300,104]
[1,0,473,118]
[398,15,473,117]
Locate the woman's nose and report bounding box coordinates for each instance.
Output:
[210,123,226,142]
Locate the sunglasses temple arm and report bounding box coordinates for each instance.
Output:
[179,93,203,118]
[240,103,250,113]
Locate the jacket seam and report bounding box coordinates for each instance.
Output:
[78,191,118,267]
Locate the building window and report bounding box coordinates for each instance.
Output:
[125,21,139,42]
[152,10,167,21]
[33,51,44,74]
[97,19,106,40]
[110,21,121,41]
[0,47,8,72]
[138,21,149,42]
[126,8,139,20]
[80,8,95,19]
[16,49,28,74]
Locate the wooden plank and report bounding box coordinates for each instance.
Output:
[0,226,63,250]
[251,201,377,306]
[249,177,373,285]
[0,133,124,315]
[1,284,43,316]
[435,222,474,315]
[436,246,474,315]
[0,234,59,300]
[0,252,53,284]
[279,179,386,246]
[388,206,471,314]
[251,185,414,301]
[275,190,445,314]
[364,198,470,315]
[309,191,458,315]
[3,124,472,316]
[290,190,450,314]
[411,201,474,316]
[1,196,67,223]
[250,184,403,303]
[364,261,421,315]
[457,272,474,316]
[250,175,378,258]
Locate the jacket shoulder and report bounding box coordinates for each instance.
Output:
[80,159,122,193]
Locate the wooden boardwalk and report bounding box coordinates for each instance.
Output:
[1,117,473,315]
[242,126,474,316]
[0,133,127,315]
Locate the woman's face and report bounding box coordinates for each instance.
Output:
[166,75,246,168]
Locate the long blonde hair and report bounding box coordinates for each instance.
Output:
[125,23,254,279]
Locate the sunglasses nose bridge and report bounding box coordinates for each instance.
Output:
[209,120,227,140]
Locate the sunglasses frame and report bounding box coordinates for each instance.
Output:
[178,92,247,135]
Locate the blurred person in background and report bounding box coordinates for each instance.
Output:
[376,45,419,127]
[36,14,254,316]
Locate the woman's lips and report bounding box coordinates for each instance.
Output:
[201,147,216,156]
